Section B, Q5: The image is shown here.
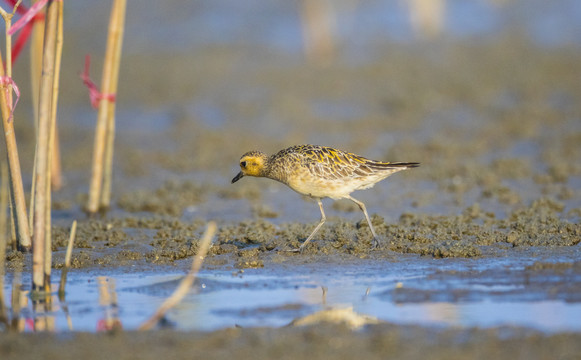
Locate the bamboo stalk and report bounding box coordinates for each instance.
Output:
[50,118,62,189]
[0,2,32,252]
[8,191,15,249]
[30,0,44,129]
[41,0,61,191]
[101,0,126,211]
[44,0,63,288]
[0,161,7,325]
[0,161,7,253]
[87,0,126,214]
[32,0,59,292]
[139,221,216,331]
[28,0,63,191]
[28,0,46,229]
[58,220,76,299]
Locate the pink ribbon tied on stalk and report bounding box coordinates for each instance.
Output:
[80,55,116,109]
[6,0,63,63]
[0,76,20,123]
[7,0,50,36]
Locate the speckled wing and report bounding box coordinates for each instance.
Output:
[299,146,374,180]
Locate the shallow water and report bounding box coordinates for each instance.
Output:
[5,247,581,333]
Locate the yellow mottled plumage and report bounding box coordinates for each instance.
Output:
[232,145,419,252]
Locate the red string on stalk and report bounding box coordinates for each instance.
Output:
[4,0,47,63]
[7,0,49,35]
[80,55,116,109]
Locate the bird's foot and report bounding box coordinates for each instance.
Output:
[280,244,305,253]
[371,237,381,249]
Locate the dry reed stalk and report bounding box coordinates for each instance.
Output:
[8,191,15,249]
[0,2,32,252]
[100,0,126,211]
[300,0,336,65]
[87,0,126,214]
[37,0,62,191]
[32,0,59,292]
[58,220,76,298]
[0,161,7,252]
[27,0,51,230]
[0,162,6,325]
[29,0,44,128]
[44,0,63,288]
[139,221,216,331]
[28,158,35,234]
[50,119,62,189]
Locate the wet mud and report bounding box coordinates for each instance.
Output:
[2,324,581,360]
[5,193,574,272]
[2,0,581,358]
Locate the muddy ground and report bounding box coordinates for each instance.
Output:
[2,0,581,358]
[2,324,581,360]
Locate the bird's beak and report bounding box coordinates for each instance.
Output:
[231,171,244,184]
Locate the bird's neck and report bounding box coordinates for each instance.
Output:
[263,158,288,184]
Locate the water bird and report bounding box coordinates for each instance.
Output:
[231,145,419,252]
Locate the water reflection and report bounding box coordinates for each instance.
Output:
[97,277,123,332]
[3,256,581,334]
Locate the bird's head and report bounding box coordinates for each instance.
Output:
[231,151,268,183]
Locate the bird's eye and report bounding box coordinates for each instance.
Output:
[240,161,247,168]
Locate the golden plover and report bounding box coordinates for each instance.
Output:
[231,144,419,252]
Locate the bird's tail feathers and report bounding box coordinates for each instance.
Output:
[369,161,420,170]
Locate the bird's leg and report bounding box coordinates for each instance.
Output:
[296,199,326,253]
[346,195,380,248]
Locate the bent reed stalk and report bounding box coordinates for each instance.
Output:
[139,221,216,331]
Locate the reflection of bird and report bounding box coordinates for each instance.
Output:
[232,145,419,252]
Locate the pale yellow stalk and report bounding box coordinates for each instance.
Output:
[32,0,59,292]
[101,0,126,210]
[0,1,32,252]
[87,0,127,213]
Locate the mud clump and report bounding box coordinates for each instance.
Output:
[52,221,128,249]
[405,240,482,258]
[500,198,580,247]
[7,194,579,271]
[5,191,578,272]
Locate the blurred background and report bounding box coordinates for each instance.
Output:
[5,0,581,223]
